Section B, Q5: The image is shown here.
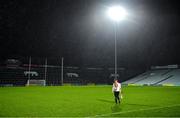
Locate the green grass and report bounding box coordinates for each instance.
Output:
[0,86,180,117]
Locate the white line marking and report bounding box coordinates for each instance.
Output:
[95,104,180,117]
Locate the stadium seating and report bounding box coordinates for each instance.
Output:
[123,71,152,84]
[123,69,180,86]
[157,69,180,85]
[0,68,27,86]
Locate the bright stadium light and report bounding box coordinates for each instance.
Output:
[106,6,127,80]
[107,6,127,22]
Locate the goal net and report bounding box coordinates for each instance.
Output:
[27,79,46,86]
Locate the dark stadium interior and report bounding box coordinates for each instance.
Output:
[1,1,180,117]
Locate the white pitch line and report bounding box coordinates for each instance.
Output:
[95,104,180,117]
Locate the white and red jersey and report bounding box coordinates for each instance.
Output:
[112,82,121,92]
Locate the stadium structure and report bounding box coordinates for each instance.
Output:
[0,58,180,86]
[123,65,180,86]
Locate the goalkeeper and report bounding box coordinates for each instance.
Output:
[112,79,122,104]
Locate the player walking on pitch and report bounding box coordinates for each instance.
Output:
[112,79,122,104]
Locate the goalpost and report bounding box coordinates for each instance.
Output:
[26,57,47,86]
[26,57,64,86]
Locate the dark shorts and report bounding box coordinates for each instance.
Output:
[114,91,119,98]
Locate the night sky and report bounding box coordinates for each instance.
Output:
[1,0,180,67]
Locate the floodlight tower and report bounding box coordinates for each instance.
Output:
[107,6,127,80]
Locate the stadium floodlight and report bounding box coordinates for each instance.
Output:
[107,6,127,80]
[107,6,127,22]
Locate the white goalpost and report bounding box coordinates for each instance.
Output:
[26,57,47,86]
[26,57,63,86]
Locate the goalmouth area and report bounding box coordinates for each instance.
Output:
[0,85,180,117]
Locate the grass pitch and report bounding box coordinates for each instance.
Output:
[0,86,180,117]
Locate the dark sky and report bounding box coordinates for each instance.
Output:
[1,0,180,67]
